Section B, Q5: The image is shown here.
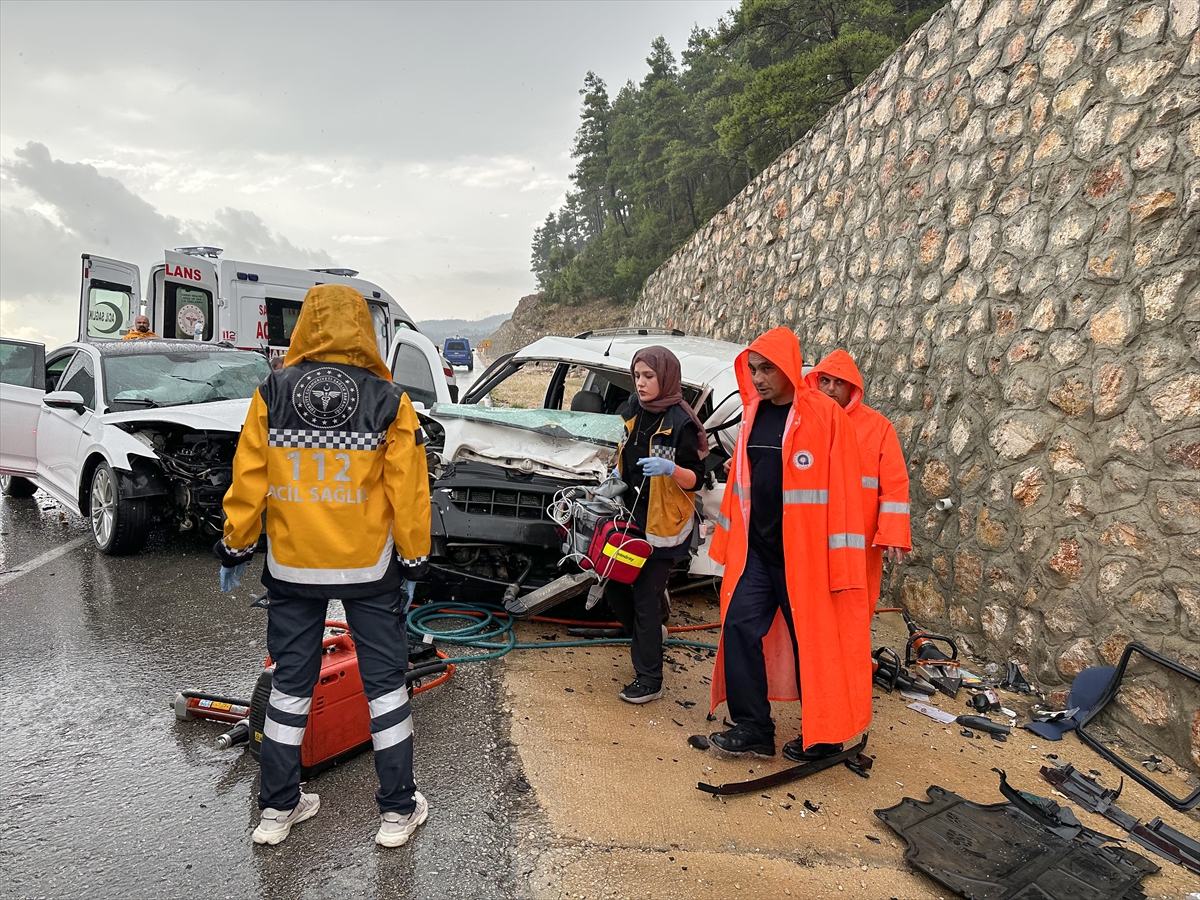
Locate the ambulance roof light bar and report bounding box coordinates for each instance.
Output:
[175,246,224,258]
[310,267,360,278]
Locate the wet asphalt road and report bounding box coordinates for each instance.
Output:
[0,484,531,899]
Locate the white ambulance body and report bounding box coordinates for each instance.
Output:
[79,247,418,359]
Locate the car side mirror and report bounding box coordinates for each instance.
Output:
[43,390,87,414]
[410,400,427,413]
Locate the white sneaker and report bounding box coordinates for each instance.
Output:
[376,791,428,847]
[252,792,320,845]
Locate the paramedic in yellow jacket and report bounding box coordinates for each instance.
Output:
[214,284,431,849]
[607,346,708,704]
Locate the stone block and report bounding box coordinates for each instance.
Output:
[1131,131,1174,170]
[1048,329,1087,364]
[1057,638,1097,677]
[1093,362,1136,418]
[920,458,953,497]
[1165,440,1200,470]
[1106,57,1177,101]
[1116,684,1171,726]
[1012,466,1047,508]
[1150,373,1200,422]
[1130,189,1177,222]
[1083,156,1127,201]
[1130,586,1177,626]
[903,574,946,621]
[1042,34,1081,80]
[1048,373,1093,417]
[981,603,1010,644]
[1089,299,1135,346]
[990,417,1045,459]
[1152,480,1200,534]
[954,550,984,595]
[977,508,1009,548]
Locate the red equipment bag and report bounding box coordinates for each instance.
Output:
[580,516,652,584]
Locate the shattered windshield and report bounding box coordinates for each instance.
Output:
[103,350,270,408]
[430,403,625,446]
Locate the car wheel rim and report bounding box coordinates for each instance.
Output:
[91,468,115,546]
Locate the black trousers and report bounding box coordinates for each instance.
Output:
[604,556,673,688]
[258,586,417,814]
[721,547,801,740]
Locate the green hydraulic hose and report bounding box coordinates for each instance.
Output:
[407,600,718,666]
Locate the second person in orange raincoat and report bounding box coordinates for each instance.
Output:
[806,350,912,605]
[708,328,872,761]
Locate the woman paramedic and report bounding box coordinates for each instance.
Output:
[605,347,708,705]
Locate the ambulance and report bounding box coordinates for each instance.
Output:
[80,247,419,360]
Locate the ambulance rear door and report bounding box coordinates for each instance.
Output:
[162,249,219,341]
[79,255,142,341]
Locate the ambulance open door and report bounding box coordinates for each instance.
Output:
[162,249,219,341]
[79,255,142,341]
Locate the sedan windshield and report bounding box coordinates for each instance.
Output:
[103,350,270,408]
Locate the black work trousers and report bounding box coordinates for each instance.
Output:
[721,547,801,740]
[604,556,673,688]
[258,586,417,815]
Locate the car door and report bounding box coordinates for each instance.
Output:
[0,338,46,476]
[80,254,143,341]
[387,329,451,411]
[162,249,218,340]
[36,349,98,505]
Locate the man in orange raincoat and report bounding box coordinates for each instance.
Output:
[806,350,912,605]
[708,328,871,761]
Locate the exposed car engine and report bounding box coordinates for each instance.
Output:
[129,425,239,534]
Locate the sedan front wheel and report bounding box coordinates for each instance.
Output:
[90,461,151,555]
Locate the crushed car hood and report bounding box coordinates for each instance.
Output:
[101,398,251,432]
[429,404,623,481]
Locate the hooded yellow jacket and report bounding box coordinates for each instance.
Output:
[217,285,430,597]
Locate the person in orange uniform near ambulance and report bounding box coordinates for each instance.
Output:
[214,284,432,848]
[806,350,912,604]
[708,327,872,762]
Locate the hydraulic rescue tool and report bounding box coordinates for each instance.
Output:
[175,621,449,778]
[872,646,936,695]
[902,611,963,698]
[697,735,872,796]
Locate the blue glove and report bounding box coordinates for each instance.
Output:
[219,562,247,592]
[402,579,417,614]
[638,456,676,478]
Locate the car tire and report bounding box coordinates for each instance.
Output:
[89,461,151,555]
[467,361,474,372]
[0,474,37,497]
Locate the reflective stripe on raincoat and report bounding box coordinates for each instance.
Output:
[708,328,871,748]
[805,349,911,605]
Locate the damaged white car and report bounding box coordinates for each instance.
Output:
[0,337,269,554]
[409,328,746,612]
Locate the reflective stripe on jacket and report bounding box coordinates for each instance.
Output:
[616,403,695,548]
[805,349,911,604]
[708,327,871,748]
[221,285,431,590]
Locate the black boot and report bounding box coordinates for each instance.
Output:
[782,736,842,762]
[709,723,775,757]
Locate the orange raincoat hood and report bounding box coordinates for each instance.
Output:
[804,349,864,412]
[736,327,805,404]
[284,284,391,381]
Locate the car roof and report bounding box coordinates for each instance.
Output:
[68,340,258,357]
[513,332,745,390]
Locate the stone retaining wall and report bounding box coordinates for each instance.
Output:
[632,0,1200,688]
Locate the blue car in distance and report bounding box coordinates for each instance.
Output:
[442,336,473,371]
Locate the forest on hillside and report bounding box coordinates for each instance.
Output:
[531,0,947,306]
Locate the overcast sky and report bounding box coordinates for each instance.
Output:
[0,0,731,348]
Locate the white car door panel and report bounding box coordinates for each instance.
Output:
[0,338,45,475]
[80,254,142,342]
[387,330,452,410]
[36,351,96,504]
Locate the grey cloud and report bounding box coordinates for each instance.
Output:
[1,142,334,347]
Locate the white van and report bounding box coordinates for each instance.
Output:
[80,247,418,361]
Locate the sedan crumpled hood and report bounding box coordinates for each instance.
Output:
[428,403,623,481]
[101,398,252,432]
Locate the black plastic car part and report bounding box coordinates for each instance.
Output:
[875,785,1157,900]
[1041,764,1200,876]
[1074,642,1200,812]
